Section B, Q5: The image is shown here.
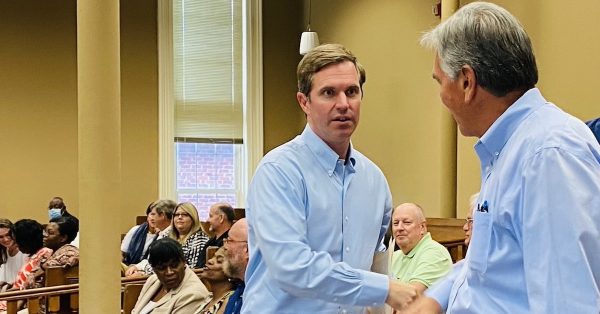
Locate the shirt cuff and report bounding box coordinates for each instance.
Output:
[360,270,389,307]
[425,277,451,312]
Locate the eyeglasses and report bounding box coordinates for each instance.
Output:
[173,213,190,218]
[224,237,247,245]
[465,218,474,224]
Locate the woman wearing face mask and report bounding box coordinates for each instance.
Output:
[0,219,27,292]
[47,197,80,247]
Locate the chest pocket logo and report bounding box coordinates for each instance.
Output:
[468,202,492,273]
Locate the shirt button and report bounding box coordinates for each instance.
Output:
[333,297,338,302]
[494,151,499,156]
[341,310,347,314]
[344,216,349,222]
[346,247,350,252]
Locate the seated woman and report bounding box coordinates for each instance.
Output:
[171,203,209,269]
[42,216,79,269]
[132,238,209,314]
[0,219,27,292]
[196,247,235,314]
[122,202,159,265]
[0,219,53,312]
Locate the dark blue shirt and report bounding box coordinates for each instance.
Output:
[223,281,244,314]
[586,117,600,144]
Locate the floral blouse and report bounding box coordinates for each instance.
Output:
[0,247,53,311]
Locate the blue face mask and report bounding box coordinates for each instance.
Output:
[48,208,62,220]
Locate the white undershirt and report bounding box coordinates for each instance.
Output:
[0,250,27,283]
[139,300,158,314]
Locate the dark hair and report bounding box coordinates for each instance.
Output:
[49,216,79,243]
[145,201,156,215]
[48,196,66,210]
[14,219,43,255]
[148,237,185,268]
[217,204,235,223]
[0,218,15,264]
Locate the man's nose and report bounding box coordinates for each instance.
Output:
[334,93,350,110]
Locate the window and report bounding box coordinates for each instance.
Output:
[175,142,240,214]
[159,0,263,219]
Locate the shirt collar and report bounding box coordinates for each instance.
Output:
[475,88,546,167]
[301,125,356,176]
[405,232,432,258]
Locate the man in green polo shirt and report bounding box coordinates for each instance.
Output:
[390,203,452,293]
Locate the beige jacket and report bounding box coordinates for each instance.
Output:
[132,267,209,314]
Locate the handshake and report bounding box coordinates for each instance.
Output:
[384,280,441,314]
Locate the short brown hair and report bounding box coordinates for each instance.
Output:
[297,43,366,97]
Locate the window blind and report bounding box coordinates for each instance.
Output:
[173,0,243,141]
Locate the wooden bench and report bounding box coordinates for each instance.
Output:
[0,265,79,314]
[45,265,79,313]
[122,283,144,314]
[427,217,467,262]
[233,208,245,221]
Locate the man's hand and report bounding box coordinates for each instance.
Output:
[385,280,417,310]
[398,296,442,314]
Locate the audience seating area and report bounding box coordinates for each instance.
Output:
[1,266,79,314]
[0,208,465,313]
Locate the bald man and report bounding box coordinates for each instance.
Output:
[221,218,248,314]
[391,203,452,294]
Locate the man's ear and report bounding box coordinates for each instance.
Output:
[460,65,477,103]
[297,92,310,115]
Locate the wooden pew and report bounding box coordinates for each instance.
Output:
[42,265,79,314]
[122,283,144,314]
[426,217,467,262]
[200,221,213,238]
[0,284,79,314]
[206,246,218,263]
[233,208,245,221]
[135,216,147,226]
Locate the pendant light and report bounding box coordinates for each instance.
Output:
[300,0,319,55]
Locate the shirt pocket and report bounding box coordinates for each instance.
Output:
[467,210,492,274]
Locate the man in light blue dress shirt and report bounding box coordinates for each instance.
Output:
[405,2,600,313]
[243,44,417,313]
